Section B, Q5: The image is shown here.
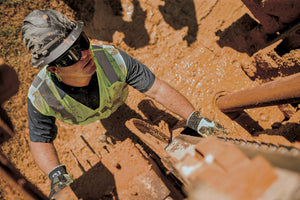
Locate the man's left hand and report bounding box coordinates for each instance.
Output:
[186,111,227,137]
[48,165,73,199]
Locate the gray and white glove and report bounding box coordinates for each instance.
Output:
[48,165,73,199]
[186,111,226,137]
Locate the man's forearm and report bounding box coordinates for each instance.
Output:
[145,78,195,120]
[30,141,61,175]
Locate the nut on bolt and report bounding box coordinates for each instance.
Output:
[99,134,108,143]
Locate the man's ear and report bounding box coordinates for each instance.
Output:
[47,66,58,73]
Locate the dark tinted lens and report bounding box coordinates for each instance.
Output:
[51,32,90,67]
[55,48,81,67]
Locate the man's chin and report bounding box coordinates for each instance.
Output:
[85,63,96,74]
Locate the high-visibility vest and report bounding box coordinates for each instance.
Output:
[28,45,128,125]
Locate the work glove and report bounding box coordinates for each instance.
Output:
[48,165,73,199]
[186,111,226,137]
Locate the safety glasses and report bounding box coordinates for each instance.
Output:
[50,32,90,67]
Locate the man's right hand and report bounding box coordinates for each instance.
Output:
[48,165,73,199]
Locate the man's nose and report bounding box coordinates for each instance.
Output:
[80,50,89,59]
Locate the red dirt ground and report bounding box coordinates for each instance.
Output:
[1,0,299,199]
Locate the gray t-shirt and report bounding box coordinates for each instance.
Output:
[28,48,155,143]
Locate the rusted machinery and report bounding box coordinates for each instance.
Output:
[125,118,300,200]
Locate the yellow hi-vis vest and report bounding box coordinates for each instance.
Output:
[28,45,128,125]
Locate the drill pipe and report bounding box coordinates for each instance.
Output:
[216,72,300,113]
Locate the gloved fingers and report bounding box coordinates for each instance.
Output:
[49,174,73,199]
[186,111,228,137]
[49,184,65,200]
[196,117,227,136]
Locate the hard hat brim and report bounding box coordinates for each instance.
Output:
[32,22,84,68]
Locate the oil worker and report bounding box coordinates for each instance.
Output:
[22,9,225,198]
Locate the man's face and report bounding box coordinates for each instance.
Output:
[55,48,96,78]
[48,32,97,80]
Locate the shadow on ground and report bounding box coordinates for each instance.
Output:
[71,162,119,200]
[159,0,198,46]
[215,14,264,56]
[70,100,181,199]
[216,13,300,56]
[62,0,198,48]
[254,122,300,143]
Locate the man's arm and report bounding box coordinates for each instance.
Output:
[144,78,195,120]
[145,78,226,137]
[27,99,61,175]
[30,141,73,199]
[119,48,225,136]
[30,141,60,175]
[118,48,194,119]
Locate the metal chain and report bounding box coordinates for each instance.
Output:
[217,136,300,157]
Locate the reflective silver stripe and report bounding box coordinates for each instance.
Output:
[94,50,119,84]
[39,82,78,124]
[32,76,42,88]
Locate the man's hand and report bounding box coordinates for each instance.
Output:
[186,111,227,137]
[48,165,73,199]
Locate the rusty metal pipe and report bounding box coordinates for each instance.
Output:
[216,72,300,113]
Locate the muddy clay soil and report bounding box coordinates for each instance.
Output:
[1,0,300,199]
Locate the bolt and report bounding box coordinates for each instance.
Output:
[99,134,108,143]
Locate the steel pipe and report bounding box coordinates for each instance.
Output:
[216,72,300,112]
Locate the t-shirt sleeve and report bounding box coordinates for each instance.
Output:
[27,98,57,143]
[118,48,155,93]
